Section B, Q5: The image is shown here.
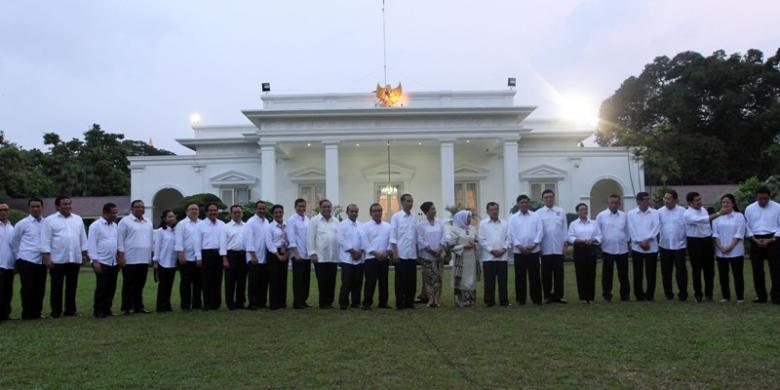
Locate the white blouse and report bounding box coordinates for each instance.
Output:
[416,219,447,260]
[153,227,178,268]
[712,211,746,258]
[567,219,602,245]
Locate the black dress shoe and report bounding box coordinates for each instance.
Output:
[122,310,132,315]
[558,298,568,304]
[63,312,78,317]
[752,298,767,303]
[94,312,107,318]
[339,306,348,310]
[378,305,392,309]
[136,309,152,314]
[361,305,371,310]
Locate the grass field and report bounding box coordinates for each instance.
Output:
[1,262,779,389]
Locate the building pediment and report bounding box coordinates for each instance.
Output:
[454,163,489,180]
[209,170,258,187]
[519,164,567,180]
[289,167,326,183]
[362,163,415,182]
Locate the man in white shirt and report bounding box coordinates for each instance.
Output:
[361,203,392,309]
[508,195,544,305]
[175,201,203,311]
[627,192,661,301]
[538,189,568,304]
[12,198,47,320]
[0,202,16,321]
[391,193,418,310]
[684,191,720,302]
[118,200,154,314]
[307,199,340,309]
[288,198,311,309]
[40,196,88,318]
[338,204,364,309]
[221,205,247,310]
[743,187,780,303]
[244,201,269,309]
[478,202,511,307]
[265,204,289,310]
[596,194,631,302]
[200,202,226,310]
[658,190,689,301]
[88,203,119,318]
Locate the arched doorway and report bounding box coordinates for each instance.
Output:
[153,188,184,224]
[589,179,623,218]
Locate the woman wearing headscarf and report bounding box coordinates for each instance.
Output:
[448,209,480,307]
[416,201,446,308]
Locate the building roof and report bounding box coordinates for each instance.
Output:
[6,196,132,219]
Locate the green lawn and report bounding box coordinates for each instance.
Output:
[1,262,778,389]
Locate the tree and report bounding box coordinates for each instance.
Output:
[598,48,780,185]
[0,139,55,199]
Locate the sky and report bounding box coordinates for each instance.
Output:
[1,0,778,155]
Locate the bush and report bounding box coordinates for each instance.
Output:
[9,209,27,224]
[734,176,779,210]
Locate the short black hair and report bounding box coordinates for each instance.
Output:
[575,203,587,212]
[28,197,43,206]
[486,202,499,211]
[270,204,284,213]
[665,189,678,200]
[400,193,412,202]
[205,202,219,211]
[294,198,307,207]
[516,194,530,203]
[346,204,358,212]
[103,202,117,213]
[230,204,243,212]
[54,196,70,207]
[542,189,555,197]
[319,199,331,207]
[185,201,200,210]
[255,200,266,207]
[159,209,175,230]
[369,203,382,212]
[609,194,621,200]
[130,199,144,208]
[636,192,650,201]
[756,186,771,196]
[686,191,700,203]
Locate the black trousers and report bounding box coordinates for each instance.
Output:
[292,259,311,308]
[687,237,715,299]
[602,252,630,301]
[483,261,508,306]
[573,243,598,301]
[247,262,269,308]
[156,266,176,312]
[201,249,223,310]
[749,237,780,303]
[50,263,80,316]
[363,258,389,307]
[315,262,338,308]
[121,263,149,312]
[339,263,364,308]
[541,254,564,302]
[93,264,119,316]
[514,253,542,304]
[659,248,689,300]
[17,260,47,320]
[717,256,745,301]
[267,252,288,310]
[631,251,657,301]
[394,259,417,309]
[224,250,247,310]
[0,267,14,320]
[179,261,202,310]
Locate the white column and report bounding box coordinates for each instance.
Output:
[440,140,455,214]
[324,142,340,206]
[503,138,519,214]
[261,143,276,202]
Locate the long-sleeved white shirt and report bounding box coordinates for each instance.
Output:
[507,210,544,254]
[198,218,225,251]
[567,218,602,244]
[306,214,340,262]
[360,220,392,259]
[87,217,117,266]
[627,207,660,253]
[478,217,510,262]
[117,215,153,265]
[712,211,747,258]
[595,209,630,255]
[338,219,363,264]
[220,220,245,256]
[265,220,288,255]
[40,212,87,264]
[416,219,446,261]
[244,214,268,264]
[390,210,417,260]
[744,200,780,237]
[174,217,201,262]
[153,227,177,268]
[12,215,43,264]
[684,207,713,238]
[287,213,309,259]
[538,206,568,255]
[658,206,687,250]
[0,220,15,269]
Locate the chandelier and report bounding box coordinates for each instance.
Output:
[380,140,398,196]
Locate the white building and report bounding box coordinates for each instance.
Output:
[130,90,644,222]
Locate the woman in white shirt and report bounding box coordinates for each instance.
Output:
[447,210,479,307]
[568,203,602,304]
[712,194,747,303]
[153,210,178,312]
[417,202,446,308]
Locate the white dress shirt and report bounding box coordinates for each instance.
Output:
[12,215,44,264]
[338,219,364,264]
[0,220,15,270]
[390,210,418,260]
[117,215,153,265]
[306,214,340,262]
[684,207,713,238]
[198,218,225,250]
[244,214,268,264]
[627,207,660,253]
[287,213,310,259]
[478,217,510,262]
[40,212,87,264]
[658,205,687,250]
[87,217,117,266]
[712,211,747,258]
[265,220,288,255]
[744,200,780,237]
[361,220,392,259]
[220,220,246,256]
[538,206,568,255]
[153,227,177,268]
[567,218,602,244]
[416,219,446,261]
[507,210,544,254]
[174,217,201,262]
[596,209,630,255]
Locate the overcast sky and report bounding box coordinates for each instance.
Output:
[1,0,778,154]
